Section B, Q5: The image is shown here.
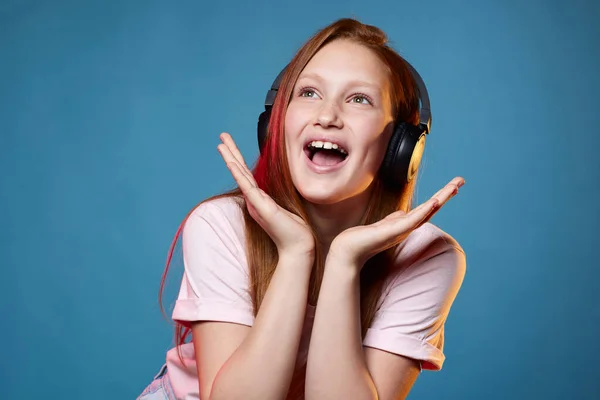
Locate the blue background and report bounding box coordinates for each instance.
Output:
[1,0,599,399]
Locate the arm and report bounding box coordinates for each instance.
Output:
[193,252,312,400]
[191,133,316,400]
[305,256,419,400]
[305,178,465,399]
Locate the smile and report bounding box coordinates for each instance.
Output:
[303,142,349,173]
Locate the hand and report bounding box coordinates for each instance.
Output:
[217,132,315,258]
[329,177,465,268]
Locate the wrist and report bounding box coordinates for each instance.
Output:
[325,249,362,277]
[278,250,315,269]
[278,241,315,260]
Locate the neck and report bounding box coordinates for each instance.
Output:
[303,187,373,250]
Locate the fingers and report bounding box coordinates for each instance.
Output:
[406,176,465,226]
[223,150,282,229]
[225,161,255,194]
[217,133,258,188]
[220,133,253,177]
[413,176,464,211]
[428,177,463,203]
[409,196,439,214]
[407,197,442,226]
[217,133,272,217]
[226,162,275,221]
[431,176,464,208]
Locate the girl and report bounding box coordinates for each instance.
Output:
[138,17,466,400]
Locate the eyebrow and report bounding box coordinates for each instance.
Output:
[296,72,382,92]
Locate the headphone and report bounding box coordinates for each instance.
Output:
[257,60,432,189]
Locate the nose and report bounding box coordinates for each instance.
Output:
[316,101,343,129]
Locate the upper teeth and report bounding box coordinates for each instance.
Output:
[308,141,347,155]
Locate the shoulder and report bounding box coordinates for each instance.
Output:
[186,196,245,232]
[396,222,464,259]
[393,222,465,268]
[189,195,245,224]
[387,222,466,294]
[183,195,247,250]
[173,195,254,327]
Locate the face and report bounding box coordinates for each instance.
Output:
[284,39,394,206]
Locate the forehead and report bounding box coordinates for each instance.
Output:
[298,39,390,88]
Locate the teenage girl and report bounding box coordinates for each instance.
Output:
[138,17,466,400]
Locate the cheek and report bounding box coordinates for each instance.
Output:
[284,104,305,133]
[358,118,392,155]
[284,106,310,153]
[284,110,303,161]
[283,113,293,137]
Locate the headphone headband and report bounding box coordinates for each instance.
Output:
[263,59,432,134]
[264,67,287,109]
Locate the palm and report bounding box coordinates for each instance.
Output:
[217,133,314,255]
[245,188,310,236]
[331,177,464,266]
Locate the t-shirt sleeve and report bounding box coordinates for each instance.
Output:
[363,236,466,371]
[172,199,255,328]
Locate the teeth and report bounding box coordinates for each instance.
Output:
[309,140,347,155]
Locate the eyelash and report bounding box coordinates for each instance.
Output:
[296,86,374,106]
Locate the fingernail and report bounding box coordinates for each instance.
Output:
[458,180,465,188]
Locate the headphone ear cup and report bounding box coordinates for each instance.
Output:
[257,110,271,154]
[380,123,426,189]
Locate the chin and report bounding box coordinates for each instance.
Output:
[300,193,343,206]
[296,181,371,206]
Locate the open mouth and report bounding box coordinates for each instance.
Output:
[304,140,349,166]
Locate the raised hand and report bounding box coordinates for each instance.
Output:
[329,177,465,267]
[217,133,315,258]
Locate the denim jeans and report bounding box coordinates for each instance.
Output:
[137,364,177,400]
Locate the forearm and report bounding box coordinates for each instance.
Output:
[305,256,377,400]
[210,253,312,400]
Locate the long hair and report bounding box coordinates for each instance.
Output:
[158,17,422,398]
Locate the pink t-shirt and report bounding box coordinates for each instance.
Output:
[165,196,466,399]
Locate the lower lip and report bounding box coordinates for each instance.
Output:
[304,151,349,174]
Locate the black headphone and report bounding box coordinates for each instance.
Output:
[257,60,432,189]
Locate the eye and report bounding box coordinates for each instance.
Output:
[351,94,373,105]
[297,86,320,99]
